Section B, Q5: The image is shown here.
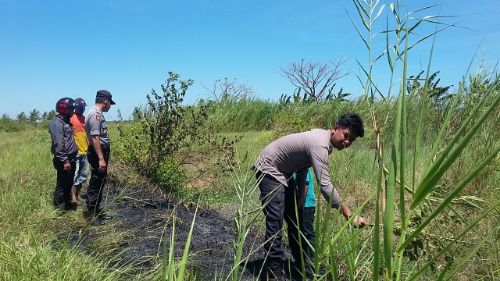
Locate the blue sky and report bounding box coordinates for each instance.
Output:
[0,0,498,120]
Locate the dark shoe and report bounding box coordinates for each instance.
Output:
[261,260,285,281]
[98,213,113,222]
[84,210,113,226]
[290,262,315,281]
[65,202,77,211]
[90,218,105,226]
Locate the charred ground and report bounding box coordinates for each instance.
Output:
[58,181,270,280]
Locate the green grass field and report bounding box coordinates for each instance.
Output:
[1,1,499,279]
[1,118,498,280]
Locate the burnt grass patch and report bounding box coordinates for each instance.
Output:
[57,183,268,280]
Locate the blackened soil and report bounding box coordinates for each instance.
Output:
[59,184,266,280]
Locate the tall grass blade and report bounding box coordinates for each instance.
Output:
[405,26,450,53]
[413,30,437,191]
[373,150,384,281]
[388,3,400,23]
[440,230,492,281]
[412,85,499,208]
[176,207,198,281]
[347,10,370,49]
[353,0,370,23]
[355,59,385,99]
[374,4,386,21]
[383,28,409,278]
[166,215,176,281]
[353,0,370,31]
[394,28,410,281]
[400,145,499,251]
[407,200,500,281]
[415,74,496,197]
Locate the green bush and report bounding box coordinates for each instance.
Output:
[115,72,239,195]
[0,118,26,132]
[153,157,187,191]
[271,107,309,137]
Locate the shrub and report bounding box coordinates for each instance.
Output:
[116,72,239,194]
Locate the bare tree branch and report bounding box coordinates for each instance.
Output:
[281,58,347,100]
[203,78,253,103]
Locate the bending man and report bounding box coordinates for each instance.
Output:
[253,113,367,280]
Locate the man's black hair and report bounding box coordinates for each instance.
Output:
[338,113,364,137]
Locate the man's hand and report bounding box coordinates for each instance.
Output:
[98,159,107,172]
[63,160,71,171]
[352,215,367,228]
[340,203,367,228]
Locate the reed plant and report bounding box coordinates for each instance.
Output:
[346,0,499,280]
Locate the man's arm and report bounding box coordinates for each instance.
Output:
[310,147,366,227]
[295,168,308,207]
[341,202,366,227]
[92,135,106,171]
[49,119,71,170]
[310,148,342,209]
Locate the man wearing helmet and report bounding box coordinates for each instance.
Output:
[49,97,78,210]
[85,90,116,225]
[69,98,89,208]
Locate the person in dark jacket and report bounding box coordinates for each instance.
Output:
[49,97,78,211]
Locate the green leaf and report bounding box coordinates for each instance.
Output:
[353,0,371,31]
[374,4,386,21]
[408,2,448,15]
[401,145,499,251]
[441,231,492,281]
[346,11,370,49]
[413,83,499,208]
[176,208,198,281]
[407,201,499,280]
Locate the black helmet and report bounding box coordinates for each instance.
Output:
[74,98,87,115]
[56,97,75,116]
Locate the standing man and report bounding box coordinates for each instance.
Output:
[253,113,367,280]
[85,90,115,225]
[69,98,89,207]
[49,97,78,211]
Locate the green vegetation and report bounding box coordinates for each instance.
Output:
[0,130,138,280]
[1,1,499,280]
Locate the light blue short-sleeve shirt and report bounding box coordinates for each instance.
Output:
[304,170,316,208]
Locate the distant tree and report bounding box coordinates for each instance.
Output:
[45,110,56,121]
[29,109,41,125]
[17,112,27,124]
[407,71,452,108]
[205,78,253,103]
[465,70,499,107]
[281,59,346,101]
[0,113,22,132]
[132,107,143,121]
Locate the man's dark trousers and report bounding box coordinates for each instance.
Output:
[301,207,316,264]
[291,206,316,278]
[257,173,305,267]
[53,158,76,210]
[86,145,109,215]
